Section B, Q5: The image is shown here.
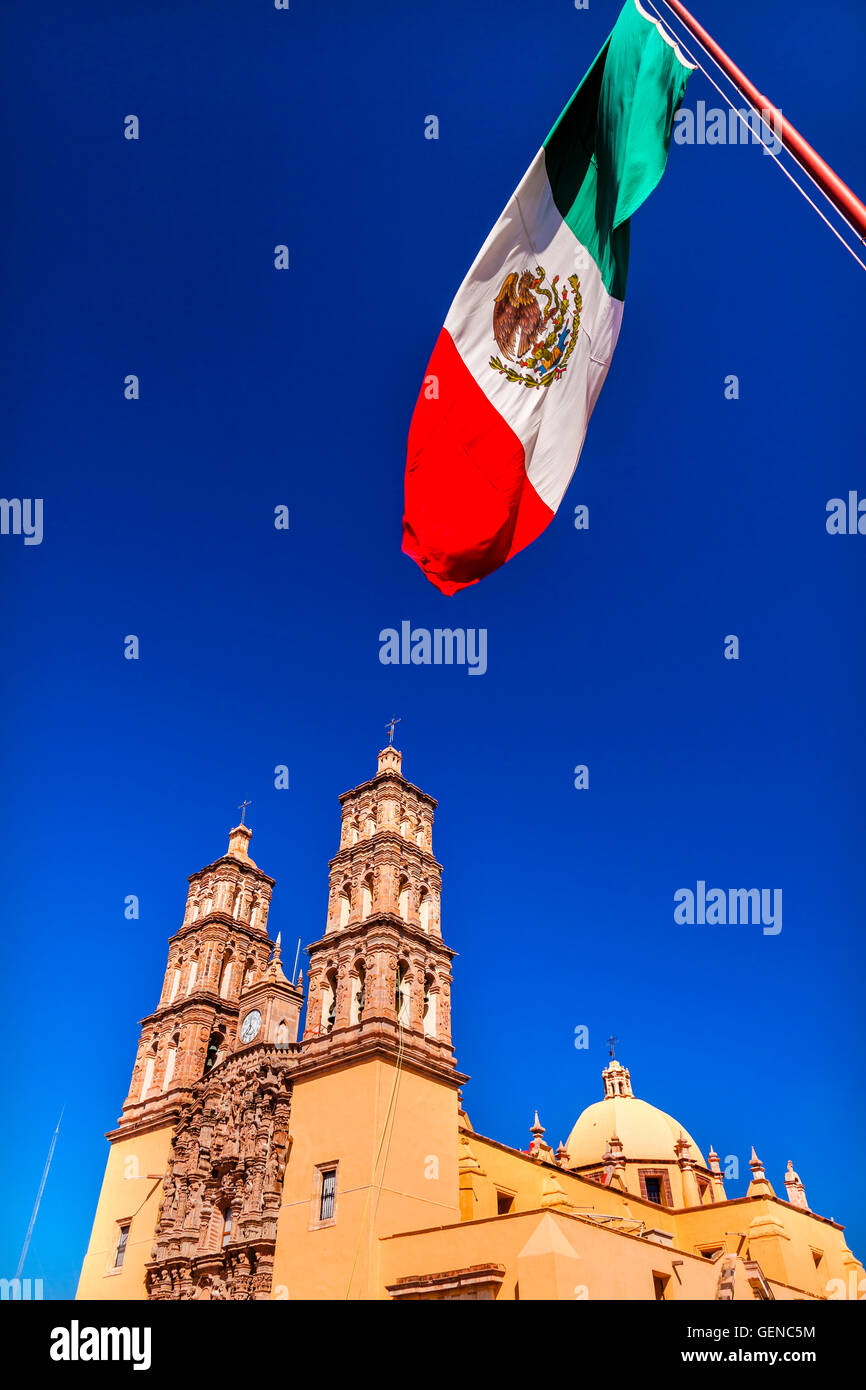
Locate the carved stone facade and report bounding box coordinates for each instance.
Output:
[102,744,460,1299]
[79,743,866,1305]
[147,1045,294,1300]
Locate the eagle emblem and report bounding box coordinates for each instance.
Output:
[490,265,582,389]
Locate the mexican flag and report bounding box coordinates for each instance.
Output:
[402,0,694,595]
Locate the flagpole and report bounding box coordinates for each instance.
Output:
[660,0,866,242]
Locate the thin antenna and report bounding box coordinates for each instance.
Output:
[17,1107,64,1279]
[291,937,301,983]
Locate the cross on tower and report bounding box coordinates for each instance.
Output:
[607,1034,619,1061]
[237,799,252,826]
[385,715,402,746]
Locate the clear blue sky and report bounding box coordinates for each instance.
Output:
[1,0,864,1298]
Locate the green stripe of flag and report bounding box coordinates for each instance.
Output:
[543,0,692,299]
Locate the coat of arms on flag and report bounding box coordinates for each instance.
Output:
[490,268,583,390]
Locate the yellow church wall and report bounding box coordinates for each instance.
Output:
[672,1198,860,1297]
[272,1056,460,1300]
[379,1208,728,1300]
[464,1130,682,1229]
[76,1126,172,1300]
[457,1133,846,1300]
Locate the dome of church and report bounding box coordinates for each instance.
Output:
[566,1059,706,1169]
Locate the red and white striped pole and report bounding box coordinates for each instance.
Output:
[662,0,866,242]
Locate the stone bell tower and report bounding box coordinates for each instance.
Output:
[78,817,296,1301]
[301,741,457,1080]
[273,741,465,1299]
[118,820,278,1136]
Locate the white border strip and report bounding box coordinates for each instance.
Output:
[634,0,697,70]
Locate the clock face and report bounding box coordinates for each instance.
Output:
[240,1009,262,1043]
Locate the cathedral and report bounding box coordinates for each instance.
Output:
[77,743,864,1301]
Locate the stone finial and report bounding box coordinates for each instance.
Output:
[528,1111,547,1159]
[783,1160,809,1211]
[377,745,403,776]
[296,969,303,990]
[227,822,256,865]
[674,1131,693,1163]
[707,1145,721,1172]
[603,1133,627,1188]
[747,1146,775,1199]
[265,933,289,985]
[555,1140,569,1168]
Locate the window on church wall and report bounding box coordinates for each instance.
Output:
[338,887,351,928]
[113,1222,131,1269]
[395,966,410,1025]
[243,957,255,987]
[319,1168,337,1223]
[140,1052,156,1102]
[398,879,410,922]
[219,954,233,999]
[400,818,411,839]
[350,965,366,1025]
[168,962,182,1003]
[365,816,377,838]
[186,957,198,994]
[203,1031,223,1074]
[419,890,431,933]
[422,975,437,1038]
[162,1036,179,1092]
[639,1169,673,1208]
[221,1207,233,1251]
[361,878,373,920]
[276,1018,289,1047]
[322,973,337,1033]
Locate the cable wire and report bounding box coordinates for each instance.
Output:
[644,0,866,274]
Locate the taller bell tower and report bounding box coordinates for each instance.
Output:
[273,742,465,1299]
[302,742,457,1080]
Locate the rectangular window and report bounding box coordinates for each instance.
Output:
[496,1191,514,1215]
[320,1169,336,1222]
[114,1223,130,1269]
[221,1208,232,1250]
[644,1177,663,1205]
[653,1272,670,1301]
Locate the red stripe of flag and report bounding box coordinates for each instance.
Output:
[401,330,554,595]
